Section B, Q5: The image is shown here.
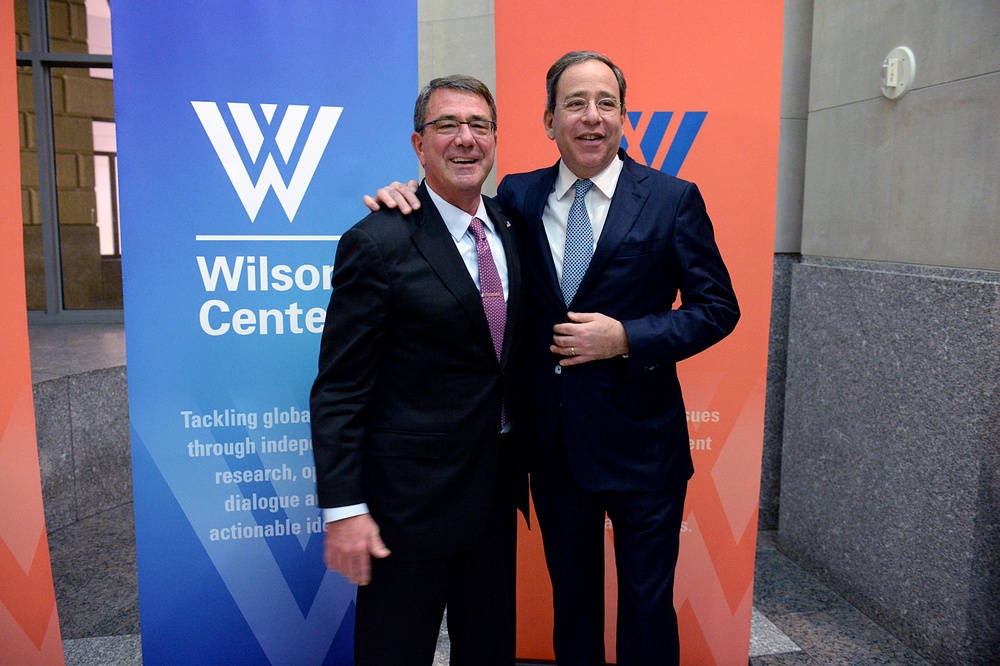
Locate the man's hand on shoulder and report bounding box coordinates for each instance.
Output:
[362,180,421,214]
[323,513,391,586]
[551,311,629,366]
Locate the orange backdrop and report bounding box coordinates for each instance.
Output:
[0,1,65,663]
[495,2,783,663]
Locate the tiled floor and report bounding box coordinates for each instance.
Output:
[32,324,935,665]
[49,511,931,665]
[29,323,126,383]
[750,533,931,666]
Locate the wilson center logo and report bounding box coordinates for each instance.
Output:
[192,102,343,222]
[621,111,707,176]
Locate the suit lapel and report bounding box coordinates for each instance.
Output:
[577,151,649,298]
[524,164,564,306]
[410,185,496,354]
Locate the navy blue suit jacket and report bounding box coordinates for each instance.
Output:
[496,150,739,493]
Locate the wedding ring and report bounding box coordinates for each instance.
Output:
[571,347,577,356]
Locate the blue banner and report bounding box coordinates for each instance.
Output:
[111,3,417,663]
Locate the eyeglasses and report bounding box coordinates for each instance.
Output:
[559,97,622,115]
[420,118,497,136]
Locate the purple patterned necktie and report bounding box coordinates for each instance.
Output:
[468,217,506,359]
[468,217,507,426]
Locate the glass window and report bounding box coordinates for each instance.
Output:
[14,0,31,51]
[46,0,113,55]
[18,66,46,310]
[19,0,119,317]
[85,0,111,55]
[52,65,119,309]
[92,120,119,256]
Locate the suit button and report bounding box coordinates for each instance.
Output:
[554,365,562,374]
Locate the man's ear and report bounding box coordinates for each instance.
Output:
[411,131,426,166]
[543,109,555,140]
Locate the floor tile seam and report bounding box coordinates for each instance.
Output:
[65,362,129,379]
[32,366,125,384]
[830,604,937,666]
[32,372,65,385]
[751,607,805,657]
[759,609,870,666]
[41,376,86,530]
[762,607,934,665]
[47,500,135,538]
[68,383,82,528]
[769,546,864,607]
[751,644,806,659]
[774,563,934,653]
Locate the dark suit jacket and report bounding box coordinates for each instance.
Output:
[310,183,523,561]
[496,149,739,493]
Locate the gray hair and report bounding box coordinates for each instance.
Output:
[413,75,497,132]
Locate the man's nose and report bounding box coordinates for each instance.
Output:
[454,122,476,143]
[581,101,602,122]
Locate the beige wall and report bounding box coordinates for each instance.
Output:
[419,0,498,194]
[801,0,1000,271]
[773,0,813,253]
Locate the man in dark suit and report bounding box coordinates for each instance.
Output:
[496,52,739,665]
[367,52,739,666]
[310,74,525,666]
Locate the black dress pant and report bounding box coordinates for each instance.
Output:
[353,447,517,666]
[531,438,687,666]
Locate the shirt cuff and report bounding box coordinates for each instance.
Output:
[322,503,369,525]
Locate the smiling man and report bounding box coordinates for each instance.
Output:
[310,75,526,666]
[367,52,740,666]
[496,51,739,666]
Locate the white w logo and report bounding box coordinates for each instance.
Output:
[192,102,343,222]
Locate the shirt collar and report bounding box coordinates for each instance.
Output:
[554,153,623,201]
[425,184,491,241]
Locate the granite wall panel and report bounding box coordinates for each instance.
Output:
[760,253,799,530]
[778,257,1000,664]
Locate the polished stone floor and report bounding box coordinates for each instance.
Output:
[32,324,933,665]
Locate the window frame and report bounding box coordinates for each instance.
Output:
[19,0,121,323]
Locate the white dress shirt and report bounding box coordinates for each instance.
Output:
[542,155,623,284]
[427,185,509,300]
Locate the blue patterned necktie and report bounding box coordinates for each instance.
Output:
[562,178,594,306]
